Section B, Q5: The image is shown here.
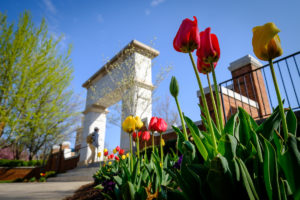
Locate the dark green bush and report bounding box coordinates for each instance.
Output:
[0,159,42,167]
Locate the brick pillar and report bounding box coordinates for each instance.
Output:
[197,89,222,125]
[228,55,271,118]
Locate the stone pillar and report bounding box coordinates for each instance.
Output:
[78,104,108,166]
[120,83,153,151]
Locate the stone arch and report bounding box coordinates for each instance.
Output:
[79,40,159,165]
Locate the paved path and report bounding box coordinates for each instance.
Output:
[0,181,91,200]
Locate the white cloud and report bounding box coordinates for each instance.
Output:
[151,0,165,7]
[42,0,57,14]
[145,9,151,16]
[97,14,104,23]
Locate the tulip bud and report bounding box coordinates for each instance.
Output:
[148,117,158,132]
[122,116,136,133]
[173,16,200,53]
[196,27,220,64]
[135,116,144,130]
[169,76,179,98]
[252,22,283,61]
[115,146,120,152]
[119,149,125,156]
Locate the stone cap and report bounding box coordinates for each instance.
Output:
[82,40,160,88]
[82,104,109,114]
[228,54,262,72]
[197,85,220,96]
[197,86,259,108]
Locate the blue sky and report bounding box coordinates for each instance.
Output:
[1,0,300,150]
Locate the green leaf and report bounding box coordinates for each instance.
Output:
[238,107,251,146]
[94,184,104,190]
[278,134,300,198]
[236,158,257,200]
[250,130,263,163]
[223,112,238,136]
[212,119,222,140]
[167,189,188,200]
[207,155,235,199]
[238,158,259,200]
[184,116,209,161]
[256,106,281,140]
[172,125,185,153]
[286,109,297,136]
[262,135,281,200]
[217,134,237,160]
[114,176,123,186]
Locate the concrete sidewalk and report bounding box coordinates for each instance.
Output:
[0,181,91,200]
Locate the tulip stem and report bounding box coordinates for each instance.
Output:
[160,133,163,165]
[175,97,188,140]
[129,133,133,172]
[206,74,221,131]
[144,141,147,159]
[188,52,218,154]
[269,60,288,141]
[211,63,224,131]
[152,131,155,152]
[137,135,140,159]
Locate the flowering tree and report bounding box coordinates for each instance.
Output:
[0,12,80,160]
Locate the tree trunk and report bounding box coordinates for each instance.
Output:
[0,122,5,138]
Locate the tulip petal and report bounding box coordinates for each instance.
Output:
[197,57,217,74]
[197,27,220,63]
[211,33,220,61]
[173,16,200,53]
[252,22,282,61]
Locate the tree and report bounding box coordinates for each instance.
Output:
[153,94,180,127]
[0,12,79,160]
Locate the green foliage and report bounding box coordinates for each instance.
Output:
[0,11,78,159]
[0,159,42,167]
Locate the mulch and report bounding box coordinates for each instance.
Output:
[63,182,104,200]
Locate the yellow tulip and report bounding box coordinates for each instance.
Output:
[108,161,112,165]
[161,138,165,146]
[252,22,283,61]
[122,116,136,133]
[113,148,117,154]
[134,116,144,130]
[97,152,101,157]
[104,148,108,153]
[122,155,126,160]
[126,153,129,158]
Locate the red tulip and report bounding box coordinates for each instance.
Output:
[173,16,200,53]
[197,57,217,74]
[141,131,151,141]
[115,156,120,161]
[148,117,158,132]
[132,131,141,141]
[119,149,125,156]
[104,151,108,157]
[108,153,114,159]
[115,146,120,152]
[155,118,167,133]
[196,27,220,64]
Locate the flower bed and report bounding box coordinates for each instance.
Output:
[85,18,300,200]
[0,166,41,181]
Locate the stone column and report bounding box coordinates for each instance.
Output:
[120,83,153,151]
[78,104,108,166]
